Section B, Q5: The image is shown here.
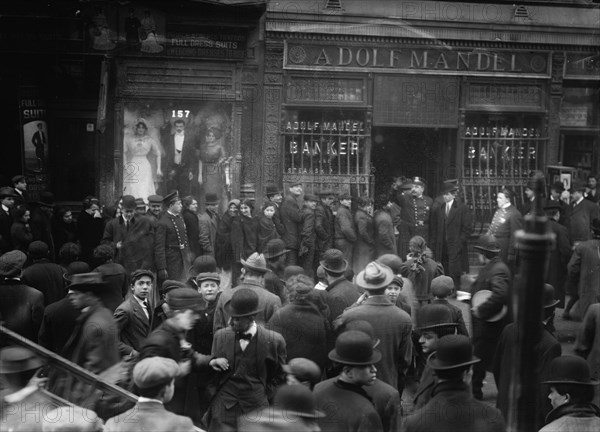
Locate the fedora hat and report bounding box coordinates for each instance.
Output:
[356,262,394,290]
[441,182,459,194]
[35,191,55,207]
[274,384,325,419]
[471,289,508,322]
[226,287,262,318]
[473,235,501,254]
[205,193,220,205]
[543,283,560,309]
[542,356,599,386]
[68,272,106,294]
[416,304,458,331]
[328,330,382,366]
[241,252,269,273]
[265,184,283,196]
[0,187,17,198]
[320,249,348,274]
[0,346,44,374]
[427,335,480,370]
[263,239,290,259]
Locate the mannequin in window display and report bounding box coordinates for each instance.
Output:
[199,128,231,207]
[123,119,163,201]
[90,6,115,51]
[139,10,163,53]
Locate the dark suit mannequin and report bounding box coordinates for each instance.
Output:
[164,121,198,196]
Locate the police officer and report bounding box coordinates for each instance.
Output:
[398,177,432,259]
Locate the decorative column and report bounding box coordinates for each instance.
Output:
[547,52,565,165]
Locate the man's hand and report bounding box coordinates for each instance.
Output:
[209,357,229,371]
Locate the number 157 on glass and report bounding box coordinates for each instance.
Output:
[172,110,190,118]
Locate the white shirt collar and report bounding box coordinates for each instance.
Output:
[243,322,257,337]
[1,204,9,212]
[575,197,584,205]
[138,397,163,404]
[500,202,511,209]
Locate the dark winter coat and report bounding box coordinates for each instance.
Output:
[0,278,44,341]
[22,259,67,306]
[230,214,257,262]
[280,195,303,250]
[373,209,396,258]
[353,208,375,273]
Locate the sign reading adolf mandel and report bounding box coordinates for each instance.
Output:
[285,43,550,77]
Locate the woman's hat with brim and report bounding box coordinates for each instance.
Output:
[67,272,107,294]
[273,384,326,419]
[319,249,348,274]
[542,355,599,386]
[328,330,382,366]
[355,262,394,290]
[0,346,45,374]
[241,252,270,274]
[226,287,262,318]
[427,335,480,370]
[473,235,501,254]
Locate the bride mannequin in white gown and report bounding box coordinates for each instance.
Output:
[123,119,162,200]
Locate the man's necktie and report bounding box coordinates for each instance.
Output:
[236,333,252,341]
[446,204,451,216]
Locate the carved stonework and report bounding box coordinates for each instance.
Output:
[551,52,565,96]
[265,52,284,73]
[242,70,258,84]
[264,73,283,84]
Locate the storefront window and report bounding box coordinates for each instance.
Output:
[282,109,370,194]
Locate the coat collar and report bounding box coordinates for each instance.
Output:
[431,380,471,398]
[362,295,394,306]
[545,403,600,425]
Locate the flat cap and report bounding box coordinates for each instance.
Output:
[28,240,49,259]
[133,357,180,389]
[166,287,205,312]
[148,194,163,204]
[0,250,27,276]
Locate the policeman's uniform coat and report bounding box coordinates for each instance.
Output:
[398,194,432,259]
[155,211,192,282]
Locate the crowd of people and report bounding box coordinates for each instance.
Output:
[1,172,600,432]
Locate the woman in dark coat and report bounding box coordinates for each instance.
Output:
[77,196,105,266]
[10,205,33,252]
[257,202,280,253]
[352,196,375,273]
[52,207,78,258]
[230,199,257,284]
[181,196,201,259]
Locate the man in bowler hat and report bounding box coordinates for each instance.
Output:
[319,248,361,323]
[403,335,506,432]
[205,287,287,432]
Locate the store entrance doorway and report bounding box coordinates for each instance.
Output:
[371,127,455,199]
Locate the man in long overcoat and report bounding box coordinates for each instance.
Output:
[155,191,192,283]
[544,201,572,308]
[567,180,600,244]
[315,190,335,259]
[334,193,356,263]
[487,188,522,271]
[280,182,303,265]
[429,182,472,290]
[373,196,397,258]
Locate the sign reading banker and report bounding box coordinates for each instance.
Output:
[285,43,550,77]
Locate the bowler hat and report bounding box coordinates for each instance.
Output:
[166,288,205,312]
[471,289,508,322]
[328,330,382,366]
[133,357,181,389]
[542,356,599,386]
[473,235,501,254]
[265,184,282,196]
[161,279,188,294]
[304,194,319,202]
[226,287,262,317]
[0,346,44,374]
[543,201,561,212]
[11,175,26,184]
[28,240,49,259]
[35,191,55,207]
[543,283,560,309]
[148,194,163,204]
[427,335,480,370]
[355,262,394,290]
[196,272,220,284]
[162,191,180,206]
[273,384,325,419]
[0,250,28,276]
[263,239,290,259]
[431,275,454,298]
[550,182,564,193]
[412,177,427,187]
[376,254,403,274]
[282,358,322,385]
[205,193,220,205]
[320,249,348,274]
[441,182,459,194]
[68,272,106,294]
[416,304,458,331]
[0,187,17,198]
[189,255,217,276]
[241,252,269,274]
[63,261,91,284]
[344,320,381,349]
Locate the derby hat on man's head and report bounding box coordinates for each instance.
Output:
[263,239,290,259]
[542,355,599,386]
[356,262,394,290]
[0,187,17,198]
[474,235,501,254]
[273,384,325,419]
[550,181,565,193]
[265,184,283,196]
[0,250,27,277]
[427,335,480,370]
[226,287,262,318]
[63,261,92,284]
[283,265,305,281]
[441,182,459,194]
[328,330,382,366]
[166,287,205,312]
[320,249,348,274]
[344,320,380,349]
[431,275,454,298]
[0,346,45,374]
[68,272,106,294]
[543,283,560,309]
[36,191,55,207]
[162,191,180,206]
[416,304,458,331]
[241,252,269,274]
[205,193,220,205]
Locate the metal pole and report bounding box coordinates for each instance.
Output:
[507,174,554,431]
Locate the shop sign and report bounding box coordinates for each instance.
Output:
[18,86,49,199]
[285,43,550,77]
[564,53,600,79]
[165,27,246,59]
[560,106,589,127]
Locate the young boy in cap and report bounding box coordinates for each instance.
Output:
[104,357,195,432]
[430,275,468,336]
[283,357,322,390]
[206,287,287,432]
[403,335,506,432]
[313,330,384,432]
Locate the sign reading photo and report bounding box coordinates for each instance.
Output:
[122,101,233,205]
